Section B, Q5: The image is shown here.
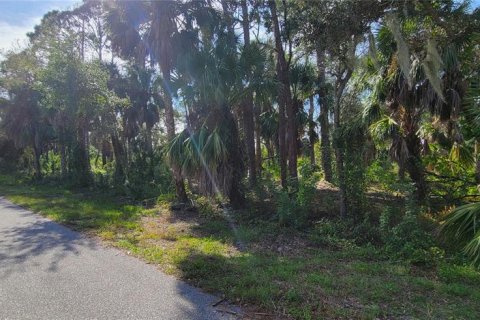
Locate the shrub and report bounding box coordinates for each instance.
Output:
[195,196,222,218]
[308,218,357,249]
[441,202,480,268]
[382,198,443,266]
[275,161,320,228]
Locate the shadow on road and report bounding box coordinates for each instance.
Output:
[0,200,97,278]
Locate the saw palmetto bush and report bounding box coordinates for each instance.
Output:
[441,202,480,267]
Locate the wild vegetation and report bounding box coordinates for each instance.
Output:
[1,0,480,319]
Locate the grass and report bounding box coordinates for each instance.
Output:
[1,174,479,319]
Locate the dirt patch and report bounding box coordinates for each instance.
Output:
[249,231,314,258]
[140,209,201,243]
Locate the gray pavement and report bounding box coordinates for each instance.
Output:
[0,197,239,320]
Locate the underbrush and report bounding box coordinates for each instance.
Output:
[1,174,479,319]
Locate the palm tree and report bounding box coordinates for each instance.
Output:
[289,60,317,165]
[441,202,480,267]
[316,47,333,181]
[268,0,296,187]
[240,0,257,186]
[371,2,478,201]
[168,33,246,207]
[2,86,45,178]
[123,65,161,153]
[106,0,189,202]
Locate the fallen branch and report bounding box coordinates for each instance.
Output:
[212,298,226,307]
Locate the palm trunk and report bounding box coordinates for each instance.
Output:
[405,133,428,201]
[277,83,287,187]
[111,133,126,185]
[254,105,262,175]
[101,139,108,166]
[269,0,296,185]
[60,145,67,176]
[476,160,480,185]
[85,125,90,172]
[316,47,333,182]
[241,0,257,186]
[308,95,316,166]
[146,124,153,154]
[163,73,188,203]
[60,130,67,177]
[225,109,245,208]
[334,69,352,219]
[77,121,92,186]
[476,140,480,184]
[334,98,347,218]
[33,142,42,180]
[267,141,275,166]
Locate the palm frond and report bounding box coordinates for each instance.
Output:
[449,141,474,167]
[369,115,399,142]
[386,13,411,88]
[441,202,480,267]
[422,39,444,101]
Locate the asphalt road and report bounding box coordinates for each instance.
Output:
[0,197,239,320]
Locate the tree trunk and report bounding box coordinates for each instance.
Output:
[145,124,153,154]
[225,109,245,209]
[405,133,428,201]
[60,134,67,177]
[33,143,42,180]
[475,140,480,185]
[163,73,189,203]
[111,133,126,185]
[334,69,352,219]
[85,124,90,172]
[334,98,347,218]
[241,0,257,186]
[316,47,333,182]
[269,0,296,185]
[101,139,108,166]
[266,141,275,165]
[308,95,316,166]
[476,159,480,185]
[77,121,92,186]
[254,105,262,176]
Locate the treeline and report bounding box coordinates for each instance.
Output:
[1,0,480,259]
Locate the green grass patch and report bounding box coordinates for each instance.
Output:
[1,175,480,319]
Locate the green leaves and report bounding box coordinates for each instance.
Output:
[449,141,475,168]
[369,116,399,144]
[441,202,480,267]
[165,125,228,176]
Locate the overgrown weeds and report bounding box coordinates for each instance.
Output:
[1,174,480,319]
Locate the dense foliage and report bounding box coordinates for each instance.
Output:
[1,0,480,269]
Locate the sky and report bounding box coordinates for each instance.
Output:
[0,0,479,56]
[0,0,79,55]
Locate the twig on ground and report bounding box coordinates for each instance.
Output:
[212,297,226,307]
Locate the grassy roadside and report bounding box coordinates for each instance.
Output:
[1,174,479,319]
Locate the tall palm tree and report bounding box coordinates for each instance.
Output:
[316,47,333,181]
[105,0,189,202]
[168,32,246,207]
[371,2,477,201]
[2,86,45,178]
[268,0,296,187]
[240,0,257,185]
